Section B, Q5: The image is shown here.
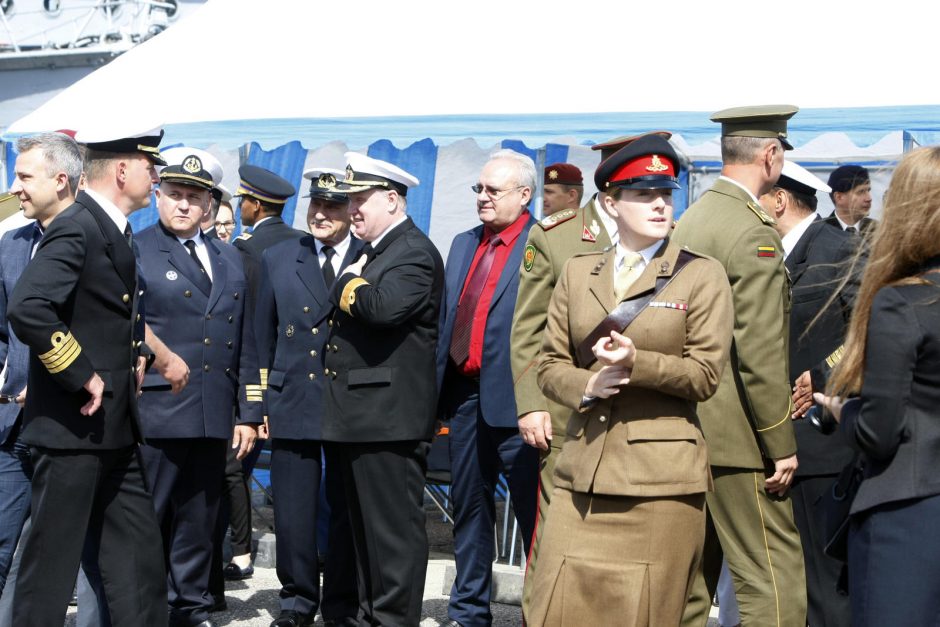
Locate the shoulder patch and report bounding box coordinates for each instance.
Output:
[538,208,577,231]
[757,245,777,258]
[746,201,776,226]
[523,244,537,272]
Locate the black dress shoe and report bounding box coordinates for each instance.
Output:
[223,561,254,580]
[270,610,314,627]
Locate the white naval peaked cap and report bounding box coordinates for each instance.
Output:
[303,166,345,181]
[335,151,420,196]
[779,160,831,195]
[160,147,224,186]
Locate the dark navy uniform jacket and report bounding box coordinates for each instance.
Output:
[8,191,146,449]
[136,223,262,439]
[324,217,445,443]
[255,234,364,441]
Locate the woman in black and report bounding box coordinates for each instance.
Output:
[817,146,940,626]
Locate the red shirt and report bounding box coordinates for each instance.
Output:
[457,211,530,376]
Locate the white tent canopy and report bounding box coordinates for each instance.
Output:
[5,0,940,145]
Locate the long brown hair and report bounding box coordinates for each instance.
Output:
[828,146,940,395]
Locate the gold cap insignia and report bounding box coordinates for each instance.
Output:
[318,173,337,190]
[345,165,356,184]
[548,169,558,180]
[646,155,669,172]
[182,156,202,174]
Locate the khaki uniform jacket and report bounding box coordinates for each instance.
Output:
[537,241,733,497]
[511,196,611,435]
[672,178,796,468]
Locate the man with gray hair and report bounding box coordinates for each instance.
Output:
[436,149,539,627]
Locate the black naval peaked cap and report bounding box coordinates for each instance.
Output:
[591,131,673,161]
[159,153,216,191]
[76,127,167,166]
[827,165,870,194]
[302,167,348,203]
[594,134,681,191]
[236,165,296,205]
[711,104,799,150]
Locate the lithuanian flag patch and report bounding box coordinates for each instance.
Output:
[757,246,776,258]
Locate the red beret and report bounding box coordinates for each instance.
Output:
[544,162,583,186]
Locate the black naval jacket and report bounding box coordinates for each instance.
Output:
[323,217,444,443]
[787,218,859,476]
[255,234,364,441]
[8,191,146,449]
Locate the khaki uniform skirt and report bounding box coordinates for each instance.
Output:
[526,487,706,627]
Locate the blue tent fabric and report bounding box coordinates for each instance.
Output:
[367,138,438,235]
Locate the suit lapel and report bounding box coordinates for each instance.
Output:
[450,228,481,309]
[488,217,535,311]
[205,238,227,311]
[588,249,616,313]
[296,237,328,306]
[158,225,211,298]
[79,192,137,293]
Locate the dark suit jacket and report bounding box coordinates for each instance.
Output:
[8,191,145,449]
[256,234,364,440]
[786,218,859,476]
[0,223,41,445]
[135,223,261,439]
[436,216,535,428]
[841,265,940,515]
[324,217,444,442]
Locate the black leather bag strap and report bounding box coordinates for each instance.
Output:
[575,249,697,367]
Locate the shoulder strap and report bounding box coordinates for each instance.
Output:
[575,249,698,367]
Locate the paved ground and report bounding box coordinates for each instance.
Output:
[64,499,719,626]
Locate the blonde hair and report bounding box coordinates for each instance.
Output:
[828,146,940,395]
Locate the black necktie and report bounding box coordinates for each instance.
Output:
[846,226,858,234]
[184,239,209,279]
[123,223,134,249]
[321,246,336,288]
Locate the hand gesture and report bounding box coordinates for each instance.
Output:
[585,365,631,399]
[592,331,636,368]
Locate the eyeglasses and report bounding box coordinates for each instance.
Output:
[214,220,235,230]
[471,184,524,201]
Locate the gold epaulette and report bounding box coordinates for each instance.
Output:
[38,331,82,374]
[340,277,369,315]
[537,208,577,231]
[746,201,776,226]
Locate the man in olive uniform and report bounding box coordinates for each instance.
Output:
[671,105,807,627]
[511,131,671,616]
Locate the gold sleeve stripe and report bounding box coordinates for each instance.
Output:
[825,345,845,368]
[756,399,794,432]
[259,368,269,391]
[38,331,83,374]
[245,384,263,393]
[245,395,263,403]
[339,278,369,315]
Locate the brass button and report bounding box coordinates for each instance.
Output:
[136,314,141,322]
[139,289,144,296]
[228,315,234,323]
[184,290,192,298]
[309,350,317,357]
[203,338,211,346]
[312,328,318,335]
[303,306,310,313]
[328,320,333,327]
[331,371,336,379]
[225,368,231,374]
[131,366,135,373]
[324,368,331,376]
[206,314,212,320]
[203,364,210,372]
[226,341,233,348]
[233,292,239,300]
[598,415,607,423]
[308,373,316,381]
[135,340,142,348]
[122,293,130,303]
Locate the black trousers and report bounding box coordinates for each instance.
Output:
[140,438,226,626]
[338,440,429,627]
[13,446,166,627]
[791,475,851,627]
[271,440,357,619]
[208,440,254,604]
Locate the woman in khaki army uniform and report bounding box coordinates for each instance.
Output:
[526,134,734,626]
